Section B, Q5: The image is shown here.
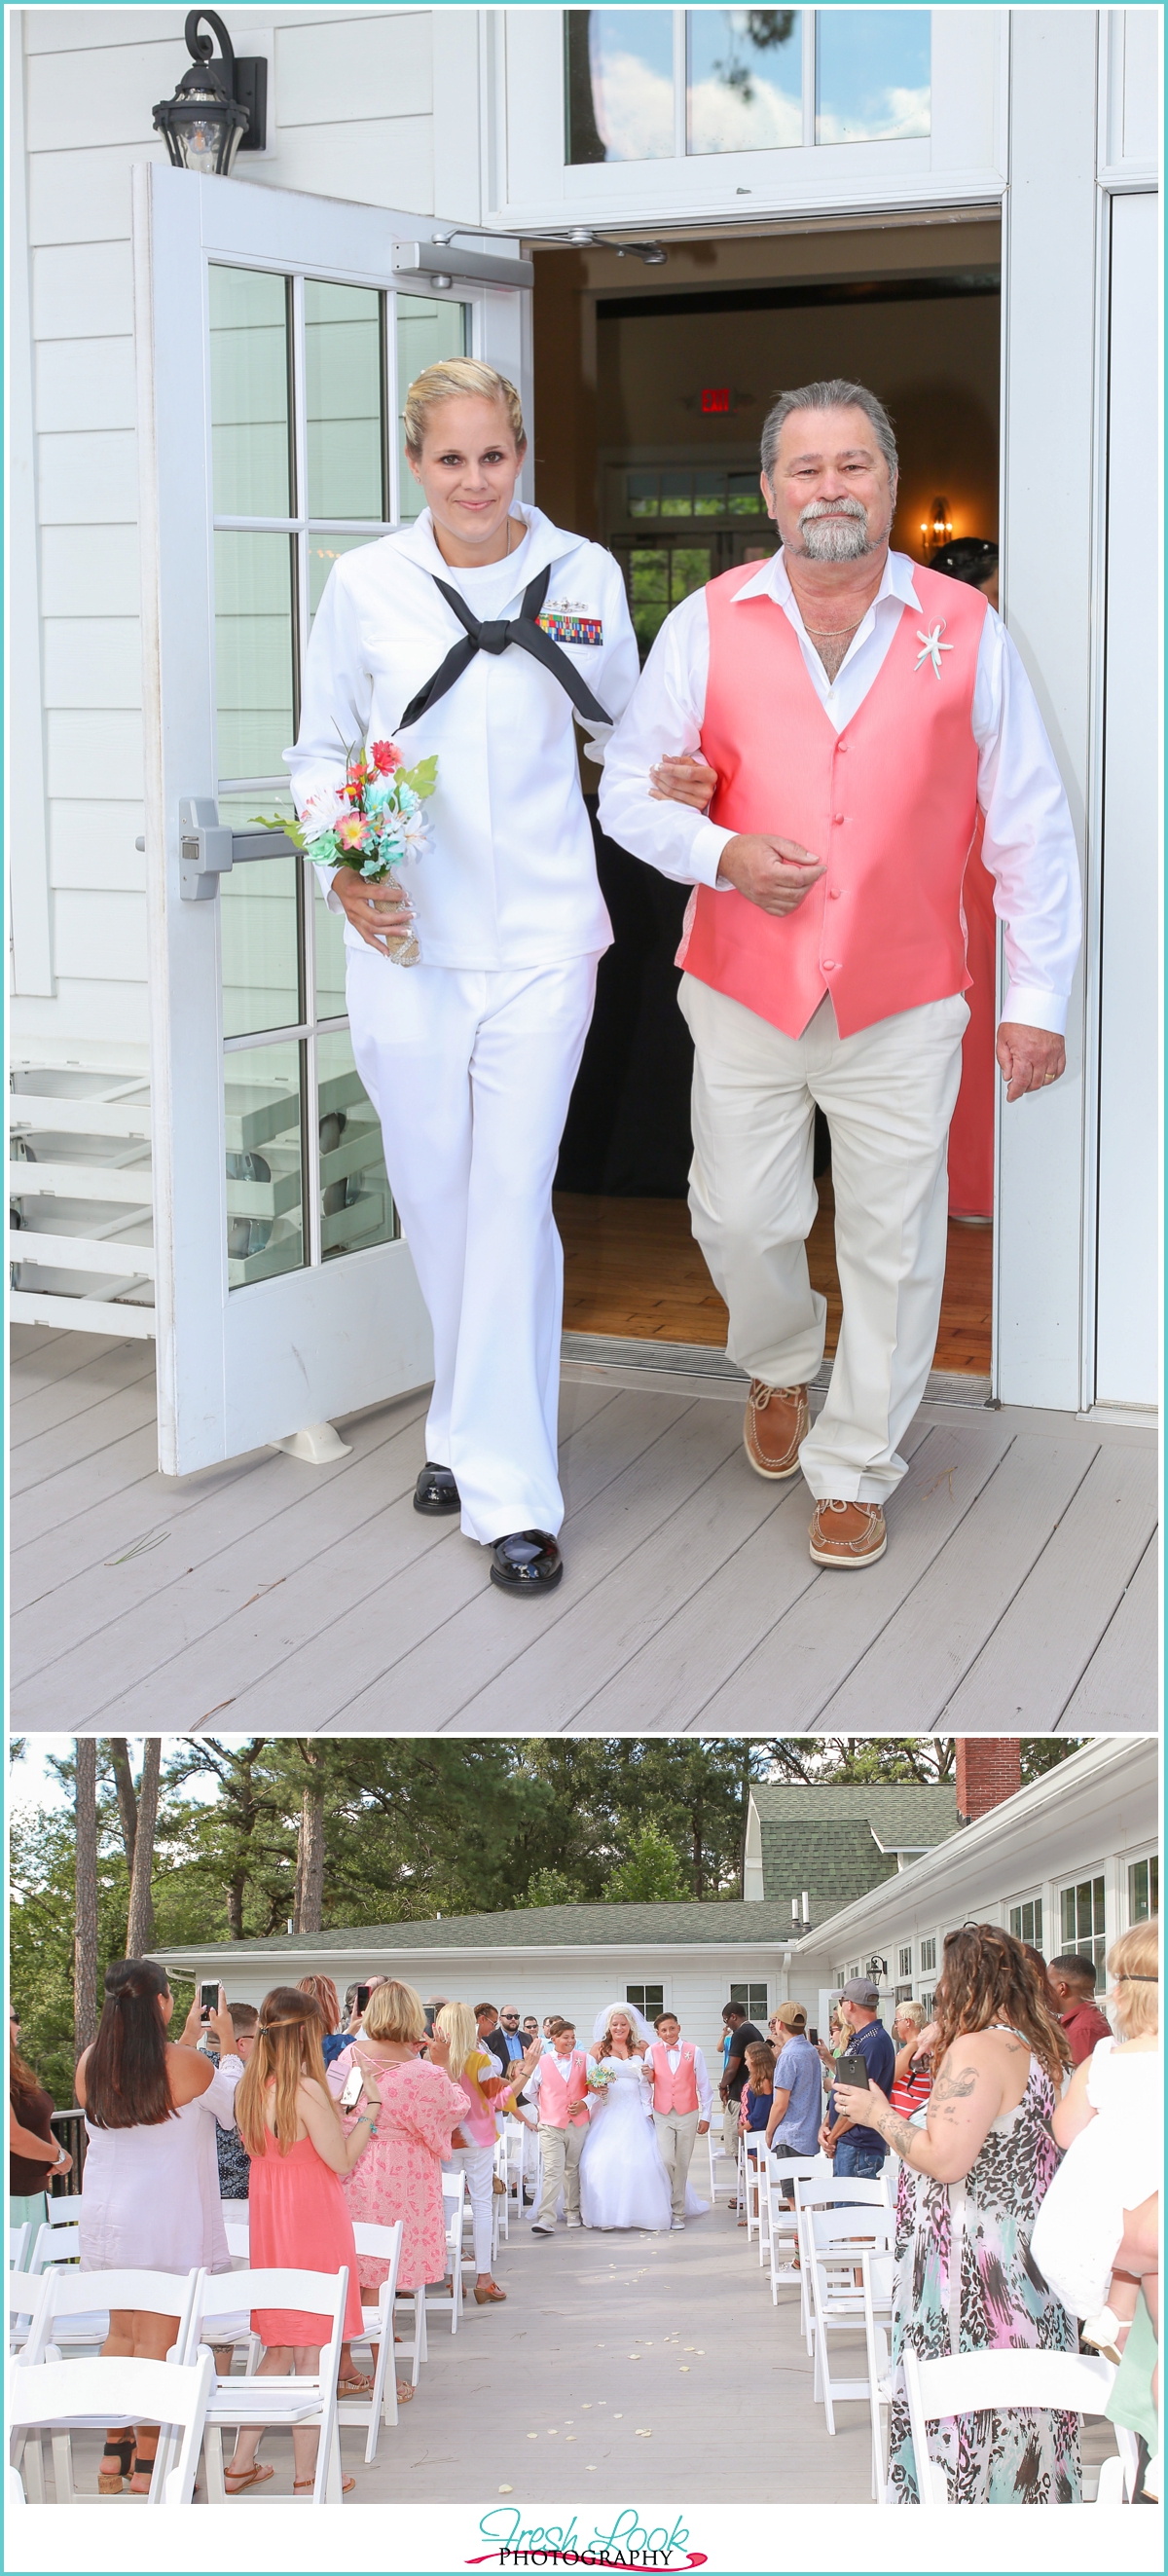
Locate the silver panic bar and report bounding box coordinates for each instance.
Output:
[174,798,300,902]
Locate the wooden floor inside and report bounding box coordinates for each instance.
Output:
[556,1184,993,1376]
[11,1322,1154,1735]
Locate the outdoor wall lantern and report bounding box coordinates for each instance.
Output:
[921,497,954,554]
[866,1953,889,1983]
[153,10,267,176]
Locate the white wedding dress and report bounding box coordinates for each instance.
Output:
[577,2056,709,2232]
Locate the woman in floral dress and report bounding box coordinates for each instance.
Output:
[327,1979,465,2334]
[832,1923,1079,2504]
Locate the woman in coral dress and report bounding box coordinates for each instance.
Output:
[225,1987,383,2498]
[328,1978,467,2315]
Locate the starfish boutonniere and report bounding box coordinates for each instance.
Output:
[915,619,953,679]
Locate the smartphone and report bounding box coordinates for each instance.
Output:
[200,1980,219,2022]
[339,2063,364,2111]
[354,1983,371,2015]
[836,2051,870,2088]
[808,2027,819,2045]
[422,2004,437,2038]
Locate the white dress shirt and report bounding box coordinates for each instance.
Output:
[286,505,639,973]
[640,2040,712,2118]
[597,548,1082,1035]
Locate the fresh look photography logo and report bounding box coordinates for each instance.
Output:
[468,2505,705,2567]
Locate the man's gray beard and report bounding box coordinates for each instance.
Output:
[797,510,873,563]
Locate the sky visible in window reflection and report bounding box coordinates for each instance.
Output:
[816,8,931,142]
[585,8,675,160]
[688,9,803,156]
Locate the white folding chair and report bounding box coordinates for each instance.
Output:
[423,2173,467,2337]
[7,2350,214,2507]
[765,2154,825,2303]
[9,2224,31,2273]
[341,2220,405,2464]
[793,2175,891,2353]
[391,2277,427,2386]
[29,2219,81,2275]
[860,2247,896,2499]
[183,2263,349,2504]
[808,2206,895,2434]
[706,2111,738,2206]
[16,2267,201,2504]
[901,2343,1123,2506]
[493,2134,509,2253]
[8,2270,44,2358]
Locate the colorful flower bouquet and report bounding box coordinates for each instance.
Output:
[586,2063,614,2098]
[255,739,437,968]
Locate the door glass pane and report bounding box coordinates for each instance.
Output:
[219,856,301,1042]
[693,470,726,518]
[671,545,712,605]
[215,531,296,780]
[816,9,931,142]
[305,280,384,520]
[316,1028,396,1260]
[314,876,348,1023]
[208,265,291,517]
[660,470,693,519]
[224,1041,304,1287]
[626,546,669,656]
[566,9,675,162]
[627,470,660,518]
[309,529,382,622]
[688,9,803,155]
[395,296,468,523]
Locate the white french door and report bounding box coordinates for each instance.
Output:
[133,164,530,1474]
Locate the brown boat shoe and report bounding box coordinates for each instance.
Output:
[809,1498,888,1567]
[744,1379,809,1479]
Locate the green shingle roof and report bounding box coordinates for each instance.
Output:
[752,1784,959,1916]
[159,1900,799,1963]
[751,1784,960,1843]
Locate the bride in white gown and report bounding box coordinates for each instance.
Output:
[577,2004,709,2232]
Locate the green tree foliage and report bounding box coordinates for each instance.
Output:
[602,1821,686,1903]
[513,1867,585,1909]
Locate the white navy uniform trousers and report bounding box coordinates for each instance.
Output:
[287,507,639,1543]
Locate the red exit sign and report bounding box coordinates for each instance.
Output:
[702,386,730,414]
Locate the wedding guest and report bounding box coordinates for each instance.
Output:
[738,2042,775,2225]
[494,2006,528,2070]
[766,2001,822,2196]
[9,2009,71,2232]
[207,2001,259,2198]
[890,2000,932,2120]
[436,2001,513,2303]
[819,1978,894,2178]
[298,1975,347,2069]
[328,1978,465,2394]
[76,1962,241,2497]
[477,2003,509,2077]
[1046,1954,1113,2066]
[226,1987,382,2494]
[832,1923,1078,2504]
[719,2002,765,2108]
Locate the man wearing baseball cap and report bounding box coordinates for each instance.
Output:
[765,2001,822,2200]
[819,1977,895,2178]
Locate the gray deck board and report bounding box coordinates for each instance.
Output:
[9,1326,1157,1734]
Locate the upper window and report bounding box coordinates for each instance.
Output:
[1009,1895,1043,1953]
[1127,1854,1159,1925]
[627,1982,666,2020]
[1060,1874,1107,1977]
[919,1933,937,1974]
[897,1943,912,1979]
[730,1981,768,2022]
[566,10,930,164]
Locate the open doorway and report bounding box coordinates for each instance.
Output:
[533,218,1000,1380]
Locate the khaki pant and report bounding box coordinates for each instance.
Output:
[535,2120,587,2227]
[680,978,968,1503]
[653,2107,701,2218]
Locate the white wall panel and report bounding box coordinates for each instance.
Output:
[40,522,141,616]
[271,114,433,211]
[47,708,143,799]
[275,9,431,124]
[10,976,151,1044]
[38,429,137,524]
[50,800,146,891]
[1121,7,1160,161]
[28,145,145,245]
[52,888,149,982]
[24,8,193,51]
[25,34,192,152]
[32,240,134,339]
[36,335,136,432]
[43,616,142,709]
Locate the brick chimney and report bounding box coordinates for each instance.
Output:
[955,1737,1022,1825]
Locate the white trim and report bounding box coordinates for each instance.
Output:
[6,10,54,1000]
[9,1288,155,1339]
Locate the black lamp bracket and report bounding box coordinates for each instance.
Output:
[180,7,267,152]
[186,8,236,67]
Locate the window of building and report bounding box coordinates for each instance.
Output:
[1060,1875,1107,1976]
[894,1982,913,2005]
[566,11,931,164]
[919,1991,934,2019]
[626,1985,665,2023]
[1127,1854,1159,1924]
[897,1944,912,1979]
[730,1982,768,2023]
[919,1935,937,1974]
[1008,1895,1043,1954]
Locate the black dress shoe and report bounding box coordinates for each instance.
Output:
[489,1529,564,1594]
[414,1461,460,1515]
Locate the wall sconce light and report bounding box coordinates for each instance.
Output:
[153,9,267,176]
[920,497,954,554]
[866,1953,890,1983]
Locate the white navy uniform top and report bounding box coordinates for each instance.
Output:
[639,2041,712,2117]
[598,547,1082,1036]
[285,504,640,973]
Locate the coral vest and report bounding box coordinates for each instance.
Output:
[678,562,988,1040]
[646,2042,700,2116]
[537,2050,590,2127]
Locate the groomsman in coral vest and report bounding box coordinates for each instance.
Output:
[640,2011,712,2229]
[600,379,1081,1568]
[522,2019,592,2235]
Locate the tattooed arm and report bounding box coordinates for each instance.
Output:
[831,2029,1023,2185]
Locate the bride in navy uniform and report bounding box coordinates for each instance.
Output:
[578,2004,709,2232]
[288,359,639,1597]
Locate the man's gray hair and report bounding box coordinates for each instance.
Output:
[761,378,898,485]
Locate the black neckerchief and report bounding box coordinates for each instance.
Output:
[397,561,610,731]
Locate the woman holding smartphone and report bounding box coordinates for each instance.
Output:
[327,1979,466,2384]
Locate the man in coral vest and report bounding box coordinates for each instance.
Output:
[522,2018,592,2234]
[639,2011,712,2228]
[600,379,1081,1567]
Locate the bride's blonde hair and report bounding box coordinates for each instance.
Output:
[597,2001,641,2055]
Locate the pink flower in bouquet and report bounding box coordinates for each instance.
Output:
[370,740,403,776]
[337,812,367,850]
